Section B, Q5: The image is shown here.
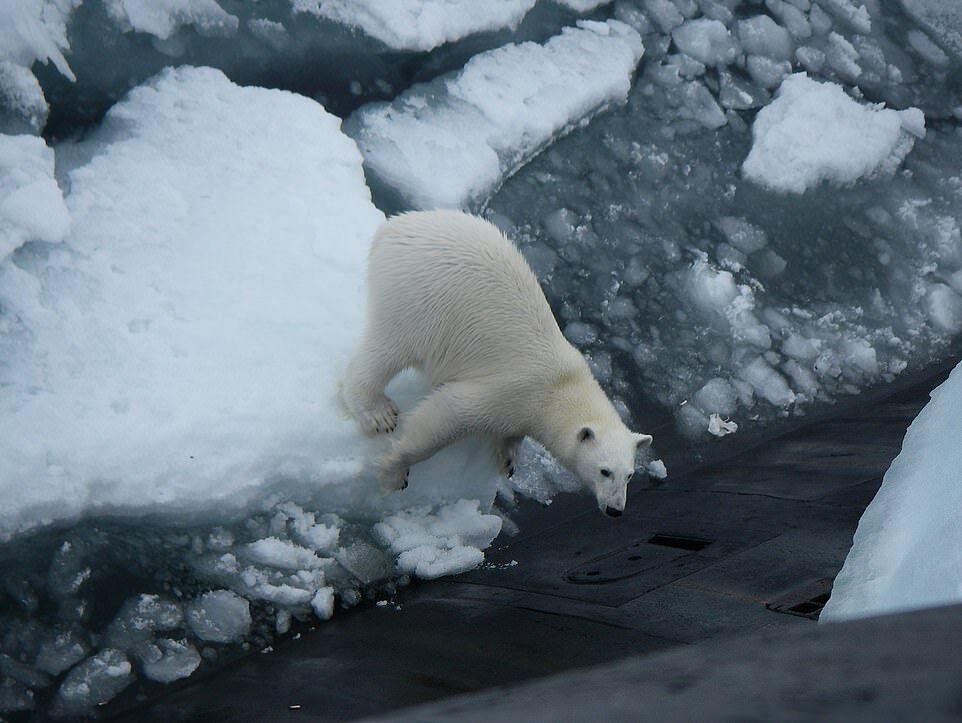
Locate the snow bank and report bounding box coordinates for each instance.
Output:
[743,73,925,193]
[291,0,537,52]
[345,19,644,210]
[0,66,500,541]
[0,134,69,260]
[822,360,962,622]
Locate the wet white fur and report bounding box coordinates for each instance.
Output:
[340,210,652,514]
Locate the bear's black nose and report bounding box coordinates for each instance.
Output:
[604,507,623,518]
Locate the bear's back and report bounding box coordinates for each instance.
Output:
[367,210,566,380]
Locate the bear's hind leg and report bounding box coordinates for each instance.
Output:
[492,436,523,478]
[340,333,403,435]
[377,381,486,491]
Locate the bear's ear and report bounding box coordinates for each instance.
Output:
[634,433,653,449]
[577,426,595,443]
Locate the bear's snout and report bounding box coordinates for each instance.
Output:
[604,506,623,518]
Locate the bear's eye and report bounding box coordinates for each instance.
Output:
[626,472,634,482]
[600,468,611,478]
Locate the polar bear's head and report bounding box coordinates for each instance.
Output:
[572,425,653,517]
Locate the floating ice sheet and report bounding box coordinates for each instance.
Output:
[822,360,962,622]
[743,73,925,194]
[345,19,644,210]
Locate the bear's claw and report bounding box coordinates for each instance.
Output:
[377,458,409,493]
[493,438,522,479]
[356,396,400,437]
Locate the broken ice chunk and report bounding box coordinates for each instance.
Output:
[715,217,768,254]
[52,649,132,716]
[138,638,201,683]
[795,45,826,72]
[346,20,644,210]
[374,500,502,580]
[672,19,738,66]
[737,15,794,61]
[644,0,684,33]
[739,356,796,407]
[186,590,251,643]
[746,55,792,89]
[743,74,925,194]
[35,629,88,676]
[242,537,327,571]
[396,545,485,580]
[926,284,962,333]
[311,587,335,620]
[104,594,183,652]
[694,377,738,417]
[707,413,738,436]
[647,459,668,479]
[765,0,812,39]
[818,0,871,35]
[825,31,861,81]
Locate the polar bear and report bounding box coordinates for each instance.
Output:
[340,210,653,517]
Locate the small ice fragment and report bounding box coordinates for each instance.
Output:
[737,15,794,61]
[739,357,796,407]
[694,378,738,417]
[52,649,132,716]
[139,638,201,683]
[707,413,738,436]
[186,590,251,643]
[311,587,335,620]
[35,629,88,676]
[671,19,738,66]
[647,459,668,479]
[242,537,325,570]
[716,217,768,254]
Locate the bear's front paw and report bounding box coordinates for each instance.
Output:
[357,395,400,436]
[377,457,409,492]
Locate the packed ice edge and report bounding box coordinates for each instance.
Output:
[1,0,961,716]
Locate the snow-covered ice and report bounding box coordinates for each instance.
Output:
[0,134,69,260]
[0,65,390,539]
[822,360,962,622]
[291,0,537,52]
[345,19,644,210]
[743,74,925,194]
